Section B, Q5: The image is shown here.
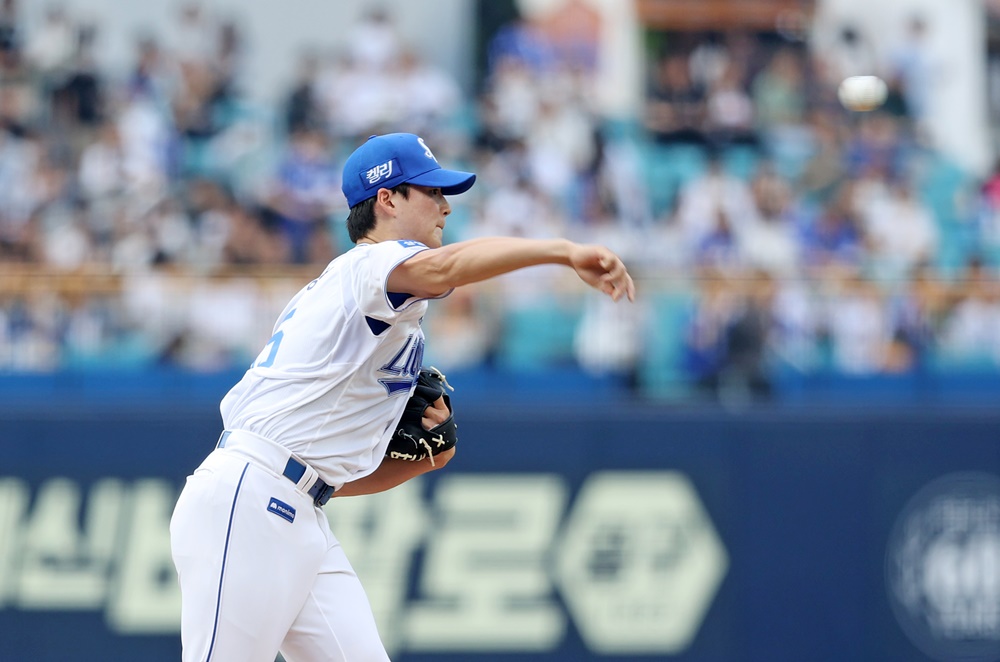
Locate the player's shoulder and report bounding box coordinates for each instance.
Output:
[355,239,431,263]
[362,239,429,252]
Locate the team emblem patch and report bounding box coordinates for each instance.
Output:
[362,158,401,189]
[267,497,296,523]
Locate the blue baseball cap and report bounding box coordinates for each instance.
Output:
[341,133,476,207]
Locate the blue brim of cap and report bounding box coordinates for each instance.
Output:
[407,168,476,196]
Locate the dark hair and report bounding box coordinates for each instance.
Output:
[346,182,410,243]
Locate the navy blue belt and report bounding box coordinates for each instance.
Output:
[217,431,335,506]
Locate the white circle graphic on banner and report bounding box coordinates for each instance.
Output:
[885,472,1000,662]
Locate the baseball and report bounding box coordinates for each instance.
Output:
[837,75,888,112]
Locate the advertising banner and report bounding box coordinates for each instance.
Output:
[1,403,998,661]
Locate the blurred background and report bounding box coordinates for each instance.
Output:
[1,0,999,660]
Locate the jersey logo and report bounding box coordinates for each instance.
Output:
[397,240,425,248]
[378,334,424,396]
[267,497,296,524]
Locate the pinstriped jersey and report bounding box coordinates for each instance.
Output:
[219,240,447,490]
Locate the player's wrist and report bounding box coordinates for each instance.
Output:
[549,238,576,266]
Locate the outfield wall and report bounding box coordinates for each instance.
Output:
[1,400,998,662]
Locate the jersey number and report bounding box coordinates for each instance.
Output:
[255,308,296,368]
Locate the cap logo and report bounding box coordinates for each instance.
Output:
[363,158,399,190]
[418,137,437,161]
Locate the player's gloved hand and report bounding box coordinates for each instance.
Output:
[385,367,457,465]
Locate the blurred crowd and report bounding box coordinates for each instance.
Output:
[1,1,999,401]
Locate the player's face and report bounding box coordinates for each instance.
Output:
[393,185,451,248]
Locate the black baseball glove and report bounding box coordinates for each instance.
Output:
[386,366,457,464]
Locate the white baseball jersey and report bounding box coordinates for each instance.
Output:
[170,239,449,662]
[220,239,447,490]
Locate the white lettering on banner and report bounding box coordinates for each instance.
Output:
[17,478,125,609]
[325,480,429,656]
[106,480,181,633]
[555,472,728,654]
[404,474,567,651]
[0,471,728,656]
[0,478,29,607]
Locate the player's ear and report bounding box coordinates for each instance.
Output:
[374,187,397,216]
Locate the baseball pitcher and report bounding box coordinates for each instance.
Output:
[169,132,635,661]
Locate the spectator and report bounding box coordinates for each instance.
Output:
[0,80,32,138]
[644,51,708,145]
[860,177,939,280]
[683,273,738,397]
[887,262,950,371]
[0,131,42,259]
[673,153,756,255]
[50,22,104,133]
[77,121,126,205]
[822,275,893,374]
[770,277,822,372]
[486,55,541,144]
[169,2,215,73]
[0,0,19,63]
[694,208,742,274]
[423,286,497,372]
[40,200,90,270]
[843,112,909,181]
[800,181,864,273]
[23,4,75,111]
[283,49,326,135]
[116,91,171,199]
[143,197,194,266]
[719,275,775,401]
[938,258,1000,366]
[184,177,237,269]
[574,290,643,385]
[704,60,758,150]
[737,168,803,277]
[222,203,289,266]
[263,128,340,264]
[125,36,175,106]
[751,47,808,130]
[525,95,597,207]
[212,18,244,107]
[798,110,847,203]
[887,15,935,128]
[392,48,463,138]
[346,6,402,73]
[751,47,811,178]
[487,13,554,78]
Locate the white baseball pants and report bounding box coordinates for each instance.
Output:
[170,431,390,662]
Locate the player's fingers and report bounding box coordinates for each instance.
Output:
[623,272,636,301]
[598,273,615,296]
[422,396,449,429]
[605,255,635,301]
[604,270,635,302]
